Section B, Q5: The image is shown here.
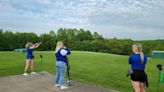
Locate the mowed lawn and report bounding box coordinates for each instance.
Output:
[0,51,164,92]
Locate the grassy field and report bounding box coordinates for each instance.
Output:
[0,51,164,92]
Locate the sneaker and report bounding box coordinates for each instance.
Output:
[31,72,36,74]
[61,86,68,89]
[23,73,28,76]
[55,84,61,88]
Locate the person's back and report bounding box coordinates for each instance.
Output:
[128,43,148,92]
[129,54,147,70]
[26,47,33,58]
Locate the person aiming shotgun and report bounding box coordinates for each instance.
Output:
[54,41,71,89]
[23,42,42,76]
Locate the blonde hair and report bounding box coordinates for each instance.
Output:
[55,41,64,53]
[25,42,33,48]
[132,43,144,64]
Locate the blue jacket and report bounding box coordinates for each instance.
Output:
[128,54,147,70]
[26,47,33,57]
[55,48,71,63]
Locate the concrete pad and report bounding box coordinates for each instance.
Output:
[0,71,119,92]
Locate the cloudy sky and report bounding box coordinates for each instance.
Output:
[0,0,164,40]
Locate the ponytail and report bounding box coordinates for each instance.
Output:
[140,51,144,64]
[138,43,144,64]
[133,43,144,64]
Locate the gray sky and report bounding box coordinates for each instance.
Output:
[0,0,164,40]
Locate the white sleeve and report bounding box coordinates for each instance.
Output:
[60,49,68,56]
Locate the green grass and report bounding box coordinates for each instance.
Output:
[0,51,164,92]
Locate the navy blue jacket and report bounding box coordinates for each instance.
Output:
[55,48,71,63]
[128,54,147,70]
[26,47,33,58]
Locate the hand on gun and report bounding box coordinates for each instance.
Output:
[35,42,42,45]
[34,42,42,48]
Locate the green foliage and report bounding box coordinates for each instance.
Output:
[39,34,53,50]
[0,28,164,56]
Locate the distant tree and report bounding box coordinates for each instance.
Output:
[39,34,53,50]
[49,30,56,37]
[76,28,93,41]
[3,31,15,50]
[14,32,38,49]
[0,29,4,50]
[93,32,103,40]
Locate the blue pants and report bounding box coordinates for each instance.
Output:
[55,61,66,85]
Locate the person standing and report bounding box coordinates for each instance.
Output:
[23,42,41,76]
[54,41,71,89]
[128,43,148,92]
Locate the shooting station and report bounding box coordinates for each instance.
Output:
[0,72,115,92]
[14,48,26,53]
[152,51,164,59]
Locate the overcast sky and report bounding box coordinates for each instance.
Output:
[0,0,164,40]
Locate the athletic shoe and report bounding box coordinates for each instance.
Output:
[31,72,36,74]
[55,84,61,88]
[61,86,68,89]
[23,73,28,76]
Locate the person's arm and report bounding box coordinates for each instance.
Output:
[34,42,42,48]
[29,45,35,49]
[66,48,71,55]
[60,48,71,56]
[128,55,133,64]
[29,42,41,49]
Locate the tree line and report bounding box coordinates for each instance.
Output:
[0,28,164,56]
